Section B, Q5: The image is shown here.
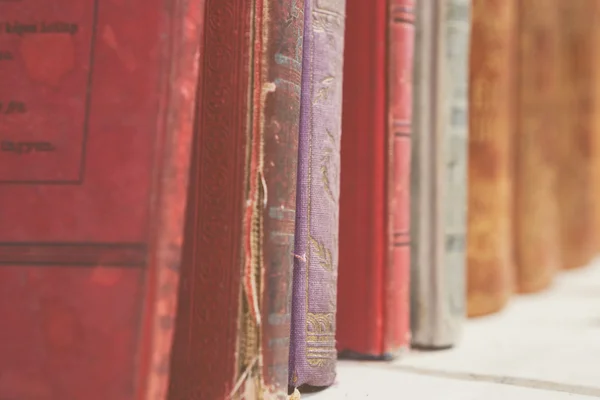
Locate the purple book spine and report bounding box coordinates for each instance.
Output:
[289,0,347,388]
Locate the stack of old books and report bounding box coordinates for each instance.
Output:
[1,1,598,399]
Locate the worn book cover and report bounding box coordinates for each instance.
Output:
[386,0,416,353]
[411,0,470,348]
[592,4,600,251]
[337,0,415,357]
[514,0,561,293]
[467,0,516,317]
[289,0,346,389]
[0,1,204,399]
[556,0,597,270]
[167,1,304,399]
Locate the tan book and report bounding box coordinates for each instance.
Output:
[513,0,561,293]
[556,0,597,270]
[593,6,600,251]
[467,0,516,317]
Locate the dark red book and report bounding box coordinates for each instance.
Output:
[0,1,204,399]
[167,0,304,399]
[337,0,414,357]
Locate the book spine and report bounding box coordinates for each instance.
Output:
[251,0,304,397]
[387,0,415,352]
[467,0,516,317]
[410,0,437,347]
[593,5,600,252]
[336,0,388,356]
[143,1,205,397]
[411,0,470,349]
[438,0,470,345]
[556,0,597,270]
[289,0,346,388]
[514,0,561,293]
[167,0,253,399]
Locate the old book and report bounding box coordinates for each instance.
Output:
[166,1,304,399]
[556,0,597,270]
[513,0,561,293]
[0,1,204,399]
[386,0,416,354]
[289,0,346,389]
[592,5,600,251]
[411,0,471,348]
[467,0,516,317]
[337,0,415,357]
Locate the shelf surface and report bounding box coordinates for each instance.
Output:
[305,258,600,399]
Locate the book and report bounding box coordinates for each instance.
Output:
[467,0,516,317]
[411,0,471,348]
[387,0,415,354]
[0,1,204,399]
[336,0,414,357]
[556,0,597,270]
[289,0,346,389]
[513,0,561,293]
[167,1,304,399]
[592,7,600,252]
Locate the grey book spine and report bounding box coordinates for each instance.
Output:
[410,0,471,348]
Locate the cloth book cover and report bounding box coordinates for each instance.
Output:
[467,0,516,317]
[167,0,304,399]
[513,0,561,293]
[411,0,470,348]
[289,0,347,389]
[556,0,597,270]
[0,1,204,399]
[337,0,415,357]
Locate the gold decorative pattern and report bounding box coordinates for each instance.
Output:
[306,313,336,367]
[320,129,338,204]
[309,235,334,272]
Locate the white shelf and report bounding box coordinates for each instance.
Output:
[305,258,600,399]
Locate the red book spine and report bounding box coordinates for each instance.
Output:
[167,0,251,399]
[337,0,387,356]
[338,0,414,357]
[0,1,204,399]
[386,0,415,352]
[142,4,206,399]
[168,0,303,398]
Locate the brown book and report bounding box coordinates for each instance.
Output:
[167,1,304,399]
[593,7,600,251]
[513,0,561,293]
[467,0,516,317]
[556,0,597,270]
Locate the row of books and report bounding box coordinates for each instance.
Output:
[1,0,599,399]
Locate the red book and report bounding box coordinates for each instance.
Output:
[0,1,204,399]
[167,0,304,399]
[337,0,414,357]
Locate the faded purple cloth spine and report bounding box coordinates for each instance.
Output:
[289,0,347,388]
